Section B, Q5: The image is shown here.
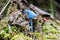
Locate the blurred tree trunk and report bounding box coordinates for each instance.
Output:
[49,0,55,16]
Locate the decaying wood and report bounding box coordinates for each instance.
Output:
[0,0,11,15]
[8,10,29,28]
[30,4,54,19]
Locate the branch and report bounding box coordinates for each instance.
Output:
[30,4,54,19]
[0,0,11,15]
[8,24,12,33]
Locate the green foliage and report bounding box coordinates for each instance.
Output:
[3,27,9,33]
[42,21,60,40]
[11,33,32,40]
[11,26,16,31]
[0,30,11,40]
[35,32,41,37]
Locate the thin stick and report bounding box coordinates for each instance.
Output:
[0,0,11,15]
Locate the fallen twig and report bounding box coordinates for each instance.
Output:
[0,0,11,15]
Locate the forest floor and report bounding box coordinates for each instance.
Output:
[0,0,60,40]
